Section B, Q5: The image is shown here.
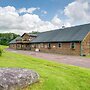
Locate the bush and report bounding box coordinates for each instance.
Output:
[0,49,3,56]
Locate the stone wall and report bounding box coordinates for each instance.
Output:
[22,33,30,40]
[9,44,17,49]
[31,42,81,55]
[82,32,90,55]
[9,32,90,56]
[10,44,31,50]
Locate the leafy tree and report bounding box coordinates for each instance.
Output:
[0,33,20,46]
[31,31,39,34]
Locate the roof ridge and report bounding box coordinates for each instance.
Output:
[39,23,90,34]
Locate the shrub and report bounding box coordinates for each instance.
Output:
[0,48,3,56]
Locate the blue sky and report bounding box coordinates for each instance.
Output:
[0,0,73,20]
[0,0,90,34]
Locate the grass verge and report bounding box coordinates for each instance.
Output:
[0,45,90,90]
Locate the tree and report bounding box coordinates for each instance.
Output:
[0,33,20,46]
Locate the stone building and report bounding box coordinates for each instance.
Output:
[9,33,37,50]
[9,23,90,56]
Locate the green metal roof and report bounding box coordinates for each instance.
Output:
[28,33,37,37]
[9,23,90,44]
[9,37,22,44]
[31,23,90,43]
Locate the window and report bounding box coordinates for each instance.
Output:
[58,43,62,48]
[45,45,47,48]
[13,44,14,47]
[40,43,44,48]
[70,43,76,49]
[31,44,36,48]
[48,43,51,48]
[38,44,40,48]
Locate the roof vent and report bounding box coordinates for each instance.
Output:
[62,25,65,29]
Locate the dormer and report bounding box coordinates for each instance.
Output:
[21,33,37,41]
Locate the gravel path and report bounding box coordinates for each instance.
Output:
[7,49,90,68]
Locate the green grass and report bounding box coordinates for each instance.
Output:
[0,45,8,49]
[87,55,90,58]
[0,45,90,90]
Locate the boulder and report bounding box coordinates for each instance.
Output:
[0,68,39,90]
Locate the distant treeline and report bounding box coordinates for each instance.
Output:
[0,33,20,46]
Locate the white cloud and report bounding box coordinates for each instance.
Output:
[1,0,90,35]
[0,6,62,34]
[18,7,40,14]
[43,11,47,14]
[27,7,40,13]
[41,10,48,14]
[51,15,71,28]
[51,15,62,27]
[64,0,90,25]
[18,8,26,13]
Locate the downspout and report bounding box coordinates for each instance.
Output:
[80,41,83,56]
[16,43,17,50]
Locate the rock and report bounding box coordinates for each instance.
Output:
[0,68,39,90]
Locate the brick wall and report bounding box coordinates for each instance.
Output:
[9,44,17,49]
[9,43,31,50]
[31,42,81,55]
[9,33,35,50]
[16,44,22,50]
[21,44,31,50]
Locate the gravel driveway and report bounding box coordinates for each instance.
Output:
[7,49,90,68]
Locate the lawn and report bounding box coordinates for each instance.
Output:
[0,46,90,90]
[87,55,90,58]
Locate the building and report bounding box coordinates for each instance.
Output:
[9,33,37,50]
[9,23,90,56]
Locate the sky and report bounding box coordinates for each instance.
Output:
[0,0,90,34]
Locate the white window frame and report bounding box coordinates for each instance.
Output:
[70,42,76,49]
